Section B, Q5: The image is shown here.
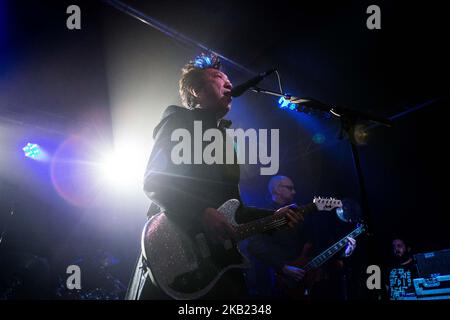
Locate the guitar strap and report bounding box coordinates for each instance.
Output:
[124,253,149,300]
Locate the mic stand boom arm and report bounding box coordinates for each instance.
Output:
[252,86,393,127]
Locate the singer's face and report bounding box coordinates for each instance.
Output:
[197,69,233,117]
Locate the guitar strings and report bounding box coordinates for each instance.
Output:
[236,218,288,236]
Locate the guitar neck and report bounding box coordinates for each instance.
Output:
[235,203,317,241]
[304,226,365,272]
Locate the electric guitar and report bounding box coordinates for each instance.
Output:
[276,223,366,299]
[141,197,342,300]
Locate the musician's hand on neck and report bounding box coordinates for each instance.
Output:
[344,237,357,257]
[275,205,304,228]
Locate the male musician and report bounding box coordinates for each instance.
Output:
[239,175,304,298]
[125,54,302,300]
[299,209,356,300]
[385,238,417,300]
[241,175,356,299]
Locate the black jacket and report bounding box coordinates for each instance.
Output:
[143,105,273,232]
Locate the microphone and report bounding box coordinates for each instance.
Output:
[230,69,277,97]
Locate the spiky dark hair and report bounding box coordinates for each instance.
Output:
[179,52,221,108]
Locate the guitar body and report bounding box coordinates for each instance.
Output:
[276,224,366,299]
[141,197,342,300]
[141,199,250,300]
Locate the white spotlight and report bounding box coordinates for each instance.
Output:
[100,147,147,191]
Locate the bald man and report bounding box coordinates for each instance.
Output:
[239,176,306,298]
[240,175,356,299]
[267,176,297,209]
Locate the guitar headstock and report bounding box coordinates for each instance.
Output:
[356,223,367,233]
[313,197,342,211]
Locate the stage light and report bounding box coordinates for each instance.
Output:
[22,143,41,159]
[312,133,326,144]
[99,147,147,191]
[278,97,297,110]
[352,124,369,145]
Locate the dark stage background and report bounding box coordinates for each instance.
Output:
[0,0,449,299]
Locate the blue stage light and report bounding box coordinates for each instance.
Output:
[22,143,41,159]
[278,97,288,108]
[312,133,326,144]
[278,96,297,110]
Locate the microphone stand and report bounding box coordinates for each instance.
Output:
[252,86,392,298]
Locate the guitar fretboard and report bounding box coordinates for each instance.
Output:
[235,203,318,241]
[304,226,365,271]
